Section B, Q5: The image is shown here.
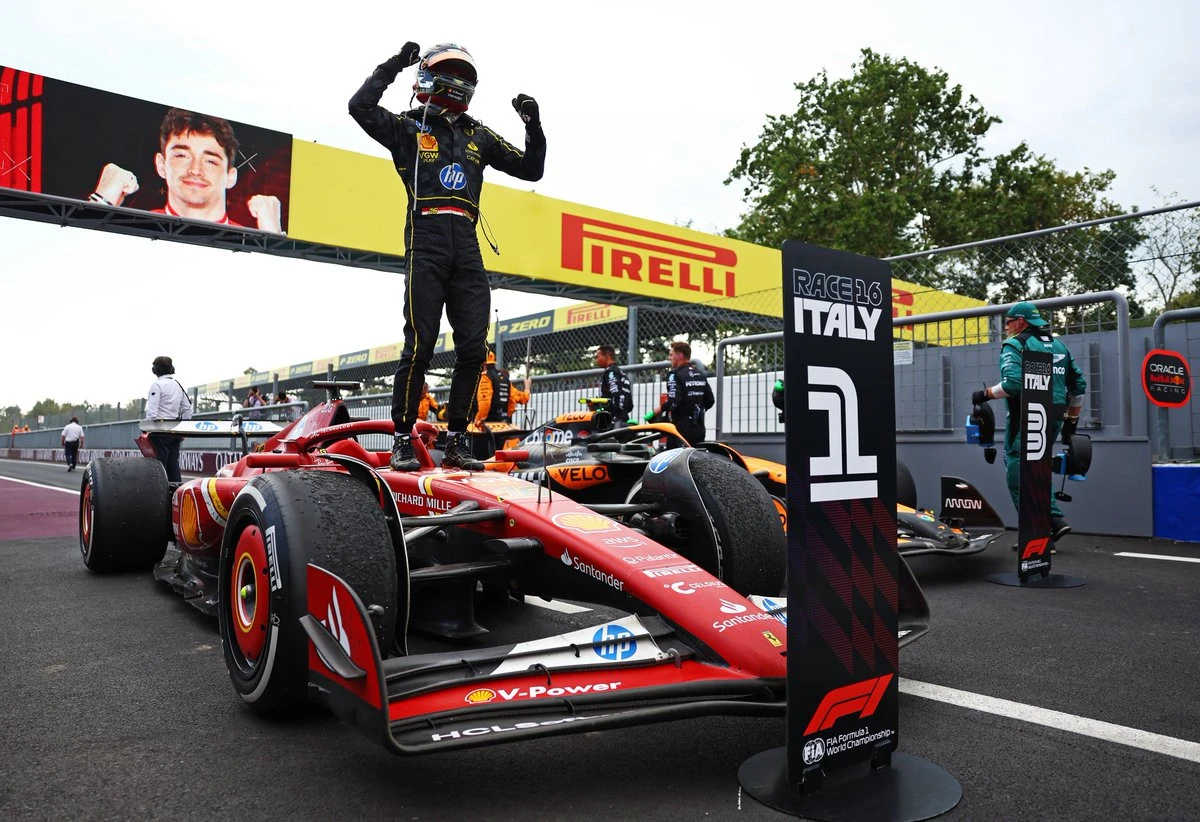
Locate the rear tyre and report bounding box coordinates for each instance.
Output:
[218,470,398,716]
[689,455,785,596]
[79,457,170,572]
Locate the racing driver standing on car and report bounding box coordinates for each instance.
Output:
[349,42,546,471]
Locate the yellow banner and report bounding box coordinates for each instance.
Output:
[288,141,986,341]
[553,302,628,331]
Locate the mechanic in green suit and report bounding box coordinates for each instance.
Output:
[972,302,1086,543]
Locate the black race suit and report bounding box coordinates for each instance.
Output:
[483,366,513,423]
[349,52,546,433]
[600,363,633,423]
[662,363,714,446]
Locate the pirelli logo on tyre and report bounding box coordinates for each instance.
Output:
[561,214,738,298]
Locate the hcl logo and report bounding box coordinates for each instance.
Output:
[439,163,467,190]
[807,366,877,502]
[593,625,636,661]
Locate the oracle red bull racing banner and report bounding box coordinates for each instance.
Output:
[782,242,899,785]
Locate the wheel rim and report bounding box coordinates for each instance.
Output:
[80,480,93,555]
[229,525,269,667]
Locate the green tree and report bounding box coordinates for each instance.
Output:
[724,49,1132,301]
[1139,189,1200,309]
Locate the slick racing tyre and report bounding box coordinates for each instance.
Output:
[79,457,170,573]
[218,470,398,716]
[688,455,785,597]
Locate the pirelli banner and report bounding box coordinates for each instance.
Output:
[782,241,899,784]
[3,65,982,342]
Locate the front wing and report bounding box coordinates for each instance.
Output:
[302,565,787,755]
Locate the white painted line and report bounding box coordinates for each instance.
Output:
[525,597,592,614]
[901,678,1200,764]
[1115,552,1200,564]
[0,476,77,495]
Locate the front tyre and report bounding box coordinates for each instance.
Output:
[218,470,397,716]
[79,457,170,572]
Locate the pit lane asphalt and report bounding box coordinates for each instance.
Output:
[2,458,1198,821]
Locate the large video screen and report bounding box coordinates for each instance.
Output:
[0,66,291,232]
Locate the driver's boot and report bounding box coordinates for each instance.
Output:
[389,434,419,471]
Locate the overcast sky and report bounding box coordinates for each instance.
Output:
[2,0,1198,413]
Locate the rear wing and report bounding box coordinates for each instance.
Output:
[138,418,287,459]
[139,419,285,437]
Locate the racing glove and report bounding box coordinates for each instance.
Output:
[512,94,540,127]
[1061,416,1078,444]
[971,389,990,406]
[384,42,422,73]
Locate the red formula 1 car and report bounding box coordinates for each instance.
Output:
[78,382,931,755]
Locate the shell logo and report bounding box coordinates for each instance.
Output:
[552,511,620,534]
[464,688,496,704]
[418,133,438,152]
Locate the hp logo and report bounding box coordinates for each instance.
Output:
[593,625,637,661]
[439,163,467,190]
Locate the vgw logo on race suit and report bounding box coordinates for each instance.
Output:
[792,267,884,341]
[807,365,877,502]
[439,163,467,190]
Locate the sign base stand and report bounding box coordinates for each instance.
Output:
[739,749,961,821]
[986,571,1086,588]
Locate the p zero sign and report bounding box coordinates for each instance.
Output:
[782,241,898,786]
[1142,349,1192,408]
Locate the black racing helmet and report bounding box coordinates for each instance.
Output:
[413,43,477,114]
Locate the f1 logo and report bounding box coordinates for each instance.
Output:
[1021,536,1050,560]
[1025,402,1047,461]
[804,674,893,734]
[807,366,878,502]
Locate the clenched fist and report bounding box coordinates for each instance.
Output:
[512,93,540,127]
[93,163,139,206]
[247,194,282,233]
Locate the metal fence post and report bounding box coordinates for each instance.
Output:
[1151,307,1200,460]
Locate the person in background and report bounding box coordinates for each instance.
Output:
[61,416,84,472]
[418,382,441,422]
[274,391,301,421]
[653,341,714,446]
[593,344,633,425]
[145,355,194,483]
[475,352,530,427]
[244,386,265,420]
[972,301,1086,546]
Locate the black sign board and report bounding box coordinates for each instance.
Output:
[1142,349,1192,408]
[1017,348,1053,581]
[782,241,898,786]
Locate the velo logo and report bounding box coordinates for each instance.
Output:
[593,625,637,661]
[807,366,877,502]
[1025,403,1047,461]
[804,674,893,734]
[439,163,467,190]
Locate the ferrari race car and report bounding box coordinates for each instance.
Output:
[78,382,932,755]
[480,404,1007,558]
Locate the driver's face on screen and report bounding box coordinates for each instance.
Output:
[155,130,237,211]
